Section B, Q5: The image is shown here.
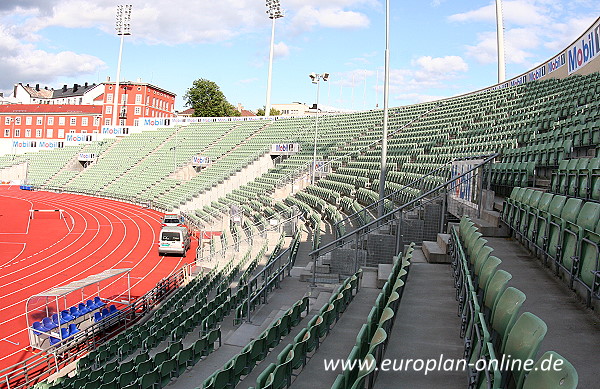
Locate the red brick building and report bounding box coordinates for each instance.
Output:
[0,105,102,140]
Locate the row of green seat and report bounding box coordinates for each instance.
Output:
[248,270,362,389]
[201,296,310,389]
[331,243,414,389]
[550,157,600,200]
[502,187,600,306]
[451,216,578,389]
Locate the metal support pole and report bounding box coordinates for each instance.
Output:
[265,17,276,116]
[378,0,391,217]
[311,80,320,186]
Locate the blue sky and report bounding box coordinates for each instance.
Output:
[0,1,598,112]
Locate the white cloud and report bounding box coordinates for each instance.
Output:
[290,6,370,32]
[274,41,290,59]
[449,1,551,26]
[0,25,105,90]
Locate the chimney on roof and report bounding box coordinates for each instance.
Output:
[63,85,67,92]
[73,84,78,92]
[84,82,88,88]
[26,83,30,87]
[44,86,48,90]
[35,84,40,91]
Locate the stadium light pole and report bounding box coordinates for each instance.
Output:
[265,0,284,117]
[113,4,132,127]
[309,72,329,185]
[495,0,506,83]
[378,0,390,218]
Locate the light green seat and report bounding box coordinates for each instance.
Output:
[491,287,526,352]
[521,351,578,389]
[503,312,548,389]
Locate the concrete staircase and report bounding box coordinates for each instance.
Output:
[422,233,451,263]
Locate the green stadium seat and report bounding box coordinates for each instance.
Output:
[521,351,578,389]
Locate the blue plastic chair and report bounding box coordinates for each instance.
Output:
[70,306,81,318]
[51,313,63,326]
[50,336,61,345]
[68,323,79,336]
[101,308,110,319]
[108,305,118,315]
[32,321,45,336]
[42,317,57,331]
[61,310,74,322]
[78,303,91,315]
[94,297,106,308]
[60,327,69,339]
[94,312,103,322]
[86,300,96,311]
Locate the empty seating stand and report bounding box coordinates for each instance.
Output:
[449,216,578,389]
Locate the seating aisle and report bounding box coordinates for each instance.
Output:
[484,237,600,389]
[288,285,381,389]
[375,255,465,389]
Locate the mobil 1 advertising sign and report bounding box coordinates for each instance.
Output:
[270,143,300,155]
[192,155,211,167]
[568,18,600,74]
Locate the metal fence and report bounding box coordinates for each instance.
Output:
[308,154,497,284]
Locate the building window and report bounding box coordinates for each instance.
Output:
[5,117,11,125]
[82,117,88,126]
[25,129,32,137]
[107,93,113,102]
[137,86,141,91]
[93,130,99,134]
[104,118,111,125]
[15,129,20,137]
[4,129,10,137]
[59,117,65,125]
[36,117,43,125]
[81,130,87,133]
[47,129,53,138]
[119,119,126,126]
[70,117,77,126]
[69,129,76,133]
[134,119,139,126]
[106,105,112,114]
[134,106,141,115]
[121,94,127,104]
[48,117,54,125]
[146,107,149,115]
[15,117,21,125]
[36,129,42,137]
[58,129,64,138]
[135,94,142,104]
[26,117,32,125]
[93,116,100,126]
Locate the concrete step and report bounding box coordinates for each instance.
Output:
[437,233,451,253]
[422,241,450,264]
[472,216,510,237]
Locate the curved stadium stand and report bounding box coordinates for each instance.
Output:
[1,27,599,389]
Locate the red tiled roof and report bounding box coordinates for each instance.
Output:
[0,104,102,114]
[240,109,256,117]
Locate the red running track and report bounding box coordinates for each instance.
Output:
[0,186,197,370]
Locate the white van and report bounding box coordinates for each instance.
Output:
[158,226,191,256]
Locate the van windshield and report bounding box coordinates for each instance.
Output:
[161,232,181,241]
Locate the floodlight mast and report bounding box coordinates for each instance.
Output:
[113,4,132,127]
[495,0,506,83]
[310,73,328,185]
[378,0,390,217]
[265,0,284,117]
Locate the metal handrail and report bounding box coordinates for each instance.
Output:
[309,153,498,261]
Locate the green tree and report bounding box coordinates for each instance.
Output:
[184,78,241,117]
[256,107,282,116]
